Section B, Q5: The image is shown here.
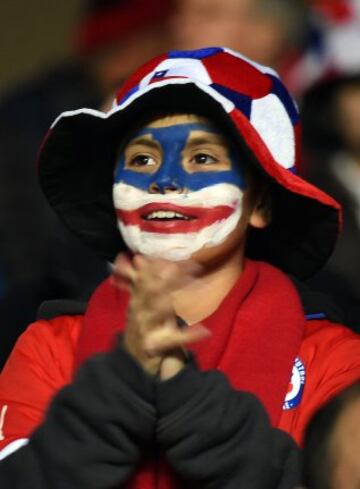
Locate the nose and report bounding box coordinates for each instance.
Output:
[148,177,183,194]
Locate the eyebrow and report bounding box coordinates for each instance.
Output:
[186,134,228,148]
[126,136,160,150]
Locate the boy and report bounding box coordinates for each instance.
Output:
[0,47,359,488]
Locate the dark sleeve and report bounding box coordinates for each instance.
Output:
[0,342,156,489]
[156,362,301,489]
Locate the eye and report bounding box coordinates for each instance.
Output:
[129,154,157,167]
[191,153,218,165]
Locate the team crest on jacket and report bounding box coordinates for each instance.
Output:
[283,357,306,410]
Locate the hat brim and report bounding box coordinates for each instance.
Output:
[39,83,341,279]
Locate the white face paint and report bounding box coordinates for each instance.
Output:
[113,182,244,261]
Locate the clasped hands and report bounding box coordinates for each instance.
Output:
[112,254,211,381]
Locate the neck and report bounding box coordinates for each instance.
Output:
[172,251,244,325]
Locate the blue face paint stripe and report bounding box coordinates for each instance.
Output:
[117,168,244,191]
[115,123,217,183]
[114,122,246,192]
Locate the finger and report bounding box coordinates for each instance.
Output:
[127,256,179,293]
[160,351,186,381]
[138,264,196,294]
[144,324,211,355]
[124,258,201,300]
[136,256,203,283]
[109,274,130,291]
[112,253,138,283]
[128,300,173,330]
[132,254,148,270]
[156,259,203,284]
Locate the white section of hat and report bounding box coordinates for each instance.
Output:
[139,57,213,88]
[250,94,295,169]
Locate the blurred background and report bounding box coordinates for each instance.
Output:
[0,1,82,92]
[1,0,360,368]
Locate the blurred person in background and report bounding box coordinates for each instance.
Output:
[0,0,173,369]
[302,381,360,489]
[311,0,360,77]
[169,0,310,94]
[301,75,360,332]
[169,0,360,98]
[286,0,360,96]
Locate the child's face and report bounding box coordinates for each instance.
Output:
[113,113,254,263]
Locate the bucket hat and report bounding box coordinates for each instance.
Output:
[38,47,341,279]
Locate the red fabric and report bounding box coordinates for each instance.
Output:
[73,1,172,55]
[74,259,304,488]
[202,52,272,99]
[294,122,303,173]
[229,108,342,213]
[75,259,304,425]
[1,273,360,484]
[2,312,360,453]
[0,316,82,448]
[279,319,360,445]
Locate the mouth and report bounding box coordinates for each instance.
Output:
[142,207,195,222]
[139,204,196,229]
[116,202,236,233]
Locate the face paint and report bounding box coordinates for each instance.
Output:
[114,122,246,192]
[113,116,247,261]
[113,182,244,260]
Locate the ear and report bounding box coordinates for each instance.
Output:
[249,195,272,229]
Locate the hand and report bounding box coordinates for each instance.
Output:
[112,254,210,376]
[159,351,188,381]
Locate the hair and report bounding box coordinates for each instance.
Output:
[302,381,360,489]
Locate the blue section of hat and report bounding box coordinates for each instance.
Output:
[118,84,140,105]
[269,75,300,124]
[168,47,223,59]
[211,84,252,118]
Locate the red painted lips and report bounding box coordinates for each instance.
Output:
[116,202,235,233]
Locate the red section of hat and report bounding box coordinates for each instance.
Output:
[293,122,302,173]
[230,107,341,216]
[202,51,272,99]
